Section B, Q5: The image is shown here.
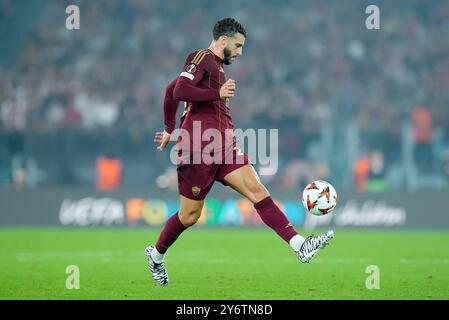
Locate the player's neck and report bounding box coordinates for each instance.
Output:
[208,42,224,62]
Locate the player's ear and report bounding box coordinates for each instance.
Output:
[220,35,228,47]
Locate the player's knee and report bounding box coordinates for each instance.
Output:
[246,180,270,203]
[179,209,202,227]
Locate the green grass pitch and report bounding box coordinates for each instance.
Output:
[1,227,448,300]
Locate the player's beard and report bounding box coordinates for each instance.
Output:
[223,46,233,65]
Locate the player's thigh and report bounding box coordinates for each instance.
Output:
[177,162,215,224]
[177,162,216,200]
[222,164,270,204]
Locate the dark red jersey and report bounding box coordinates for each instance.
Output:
[173,49,235,155]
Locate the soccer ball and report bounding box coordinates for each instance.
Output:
[302,180,338,216]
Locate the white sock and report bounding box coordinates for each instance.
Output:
[151,247,165,263]
[289,234,306,252]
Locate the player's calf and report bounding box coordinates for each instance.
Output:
[245,180,270,204]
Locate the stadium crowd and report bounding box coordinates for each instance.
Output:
[1,0,449,191]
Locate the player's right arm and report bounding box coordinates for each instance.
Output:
[174,51,235,101]
[155,77,178,151]
[163,77,179,134]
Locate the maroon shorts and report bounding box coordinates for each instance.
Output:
[177,148,252,200]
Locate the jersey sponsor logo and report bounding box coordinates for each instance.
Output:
[185,63,197,74]
[180,71,194,80]
[192,186,201,196]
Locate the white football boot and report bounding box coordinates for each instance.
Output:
[297,230,334,263]
[145,245,169,286]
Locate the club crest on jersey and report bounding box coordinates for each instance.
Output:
[185,63,197,74]
[192,186,201,196]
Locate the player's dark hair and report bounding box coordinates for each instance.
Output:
[213,18,246,40]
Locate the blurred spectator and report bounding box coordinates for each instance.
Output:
[412,106,434,174]
[354,154,370,192]
[366,150,388,192]
[354,149,388,192]
[96,155,122,191]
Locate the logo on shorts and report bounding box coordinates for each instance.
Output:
[192,186,201,196]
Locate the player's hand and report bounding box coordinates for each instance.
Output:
[154,130,171,151]
[219,79,236,99]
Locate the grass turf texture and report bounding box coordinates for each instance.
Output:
[0,228,448,300]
